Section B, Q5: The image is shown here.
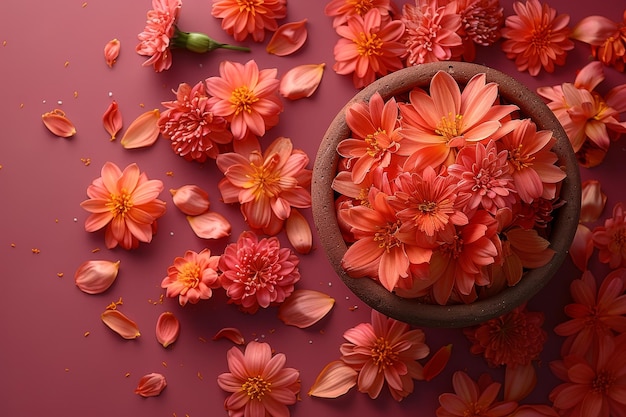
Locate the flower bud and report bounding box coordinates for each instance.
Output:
[74,260,120,294]
[135,373,167,397]
[104,38,120,68]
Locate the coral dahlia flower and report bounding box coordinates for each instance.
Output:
[340,310,430,401]
[216,137,312,234]
[161,249,221,306]
[219,231,300,314]
[401,0,463,66]
[592,203,626,269]
[332,8,406,89]
[572,12,626,72]
[136,0,181,72]
[500,0,574,76]
[455,0,504,61]
[80,162,166,250]
[211,0,286,42]
[158,81,232,162]
[205,60,283,143]
[217,341,300,417]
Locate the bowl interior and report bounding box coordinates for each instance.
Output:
[311,62,581,328]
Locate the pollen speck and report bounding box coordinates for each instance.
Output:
[166,171,174,176]
[84,331,90,337]
[57,272,64,278]
[64,61,70,67]
[32,248,40,254]
[197,371,203,380]
[81,157,91,166]
[162,361,168,367]
[91,248,100,253]
[74,91,79,98]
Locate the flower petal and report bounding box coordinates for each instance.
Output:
[101,309,140,339]
[278,289,335,328]
[102,100,123,140]
[213,327,245,345]
[74,260,120,294]
[104,38,120,68]
[134,373,166,397]
[42,109,76,138]
[423,344,452,381]
[170,185,210,216]
[266,19,308,56]
[279,63,325,100]
[570,223,593,272]
[155,311,180,348]
[120,109,161,149]
[504,363,536,402]
[580,179,606,223]
[186,211,232,239]
[284,208,313,254]
[308,360,357,398]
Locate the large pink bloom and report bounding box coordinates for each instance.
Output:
[216,137,312,235]
[158,81,232,162]
[136,0,181,72]
[217,341,300,417]
[161,249,221,306]
[340,310,429,401]
[205,60,283,143]
[333,8,406,89]
[219,231,300,314]
[211,0,286,42]
[80,162,166,250]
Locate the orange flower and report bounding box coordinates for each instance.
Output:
[592,202,626,268]
[340,310,430,401]
[572,12,626,72]
[205,60,283,143]
[80,162,166,250]
[160,249,221,306]
[500,0,574,76]
[324,0,394,28]
[216,137,311,234]
[332,8,406,88]
[211,0,286,42]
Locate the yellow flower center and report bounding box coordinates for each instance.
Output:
[435,113,464,142]
[107,191,133,218]
[247,157,282,200]
[350,0,374,16]
[230,86,259,115]
[418,201,437,214]
[236,0,262,13]
[371,337,397,369]
[507,144,535,171]
[241,375,271,400]
[374,221,401,252]
[530,23,552,51]
[356,32,383,57]
[178,262,201,288]
[365,129,386,157]
[463,403,488,417]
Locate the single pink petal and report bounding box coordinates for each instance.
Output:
[155,312,180,348]
[170,185,210,216]
[212,327,245,345]
[186,211,231,239]
[42,109,76,138]
[571,15,619,45]
[279,63,325,100]
[134,373,166,397]
[504,363,537,402]
[278,289,335,328]
[308,360,357,398]
[104,38,120,68]
[423,344,452,381]
[74,260,120,294]
[101,309,140,339]
[266,19,307,56]
[580,179,606,223]
[102,100,123,140]
[284,208,313,254]
[120,109,161,149]
[570,223,593,272]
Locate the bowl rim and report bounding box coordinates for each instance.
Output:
[311,61,581,328]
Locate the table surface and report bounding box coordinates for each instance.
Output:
[1,1,625,416]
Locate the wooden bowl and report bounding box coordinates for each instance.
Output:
[311,62,581,328]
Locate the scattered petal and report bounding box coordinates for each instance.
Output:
[102,100,123,140]
[170,185,210,216]
[423,344,452,381]
[42,109,76,138]
[134,373,167,397]
[285,208,313,254]
[308,360,357,398]
[155,312,180,348]
[266,19,308,56]
[570,223,593,272]
[120,109,160,149]
[279,63,325,100]
[212,327,245,345]
[504,363,537,402]
[101,309,140,339]
[186,211,231,239]
[104,38,120,68]
[278,289,335,328]
[74,260,120,294]
[580,179,606,223]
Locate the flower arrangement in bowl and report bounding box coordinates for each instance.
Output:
[312,61,581,328]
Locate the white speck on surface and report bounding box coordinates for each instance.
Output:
[57,100,62,105]
[42,99,46,104]
[108,92,113,97]
[73,218,78,222]
[308,340,313,344]
[170,231,174,236]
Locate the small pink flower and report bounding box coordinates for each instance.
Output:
[217,341,300,416]
[158,82,232,162]
[160,249,221,306]
[205,60,283,143]
[592,202,626,268]
[219,231,300,314]
[211,0,287,42]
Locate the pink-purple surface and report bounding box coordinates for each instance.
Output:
[1,1,625,416]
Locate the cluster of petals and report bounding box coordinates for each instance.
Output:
[324,0,395,28]
[500,0,574,76]
[592,203,626,269]
[135,0,181,72]
[161,249,221,306]
[334,71,564,304]
[217,341,300,417]
[455,0,504,61]
[572,11,626,72]
[211,0,286,42]
[219,231,300,314]
[80,162,167,250]
[537,61,626,168]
